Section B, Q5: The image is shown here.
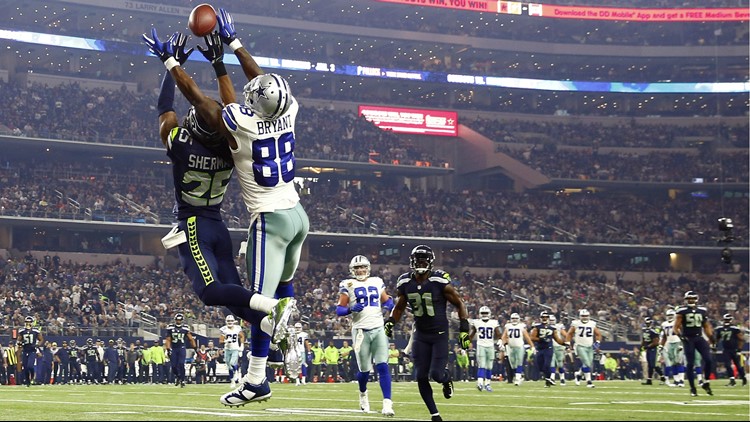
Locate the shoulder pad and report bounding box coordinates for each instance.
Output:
[697,306,708,312]
[429,270,451,284]
[675,306,688,312]
[396,274,411,289]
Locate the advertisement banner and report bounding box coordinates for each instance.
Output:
[358,105,458,137]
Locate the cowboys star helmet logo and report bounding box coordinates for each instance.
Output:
[254,85,269,100]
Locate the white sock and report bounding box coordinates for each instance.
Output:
[247,357,268,384]
[585,372,591,382]
[477,377,484,386]
[250,294,278,314]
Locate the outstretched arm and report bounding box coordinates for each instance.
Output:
[216,8,264,82]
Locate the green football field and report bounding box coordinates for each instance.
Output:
[0,379,747,420]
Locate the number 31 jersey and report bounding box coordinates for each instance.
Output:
[221,100,300,214]
[339,276,387,330]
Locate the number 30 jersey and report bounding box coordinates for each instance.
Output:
[166,126,234,221]
[339,276,388,330]
[221,100,300,214]
[472,319,500,348]
[396,269,452,335]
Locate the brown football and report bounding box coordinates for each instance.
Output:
[188,4,217,37]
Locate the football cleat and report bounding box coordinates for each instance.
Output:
[560,378,566,386]
[574,372,581,386]
[359,390,370,413]
[442,380,454,399]
[476,383,483,392]
[690,388,698,397]
[381,398,394,417]
[743,377,748,386]
[545,378,555,387]
[271,297,297,345]
[220,378,272,406]
[484,384,493,392]
[701,381,713,396]
[586,381,595,388]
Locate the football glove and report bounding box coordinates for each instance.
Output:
[197,32,223,64]
[142,28,177,68]
[593,341,600,350]
[459,332,471,349]
[384,317,395,338]
[216,8,242,51]
[350,301,365,313]
[169,32,194,65]
[458,318,471,349]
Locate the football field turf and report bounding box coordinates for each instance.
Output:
[0,380,747,420]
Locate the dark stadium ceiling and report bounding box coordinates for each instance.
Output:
[2,0,746,82]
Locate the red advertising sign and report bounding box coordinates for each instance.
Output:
[358,105,458,137]
[373,0,748,21]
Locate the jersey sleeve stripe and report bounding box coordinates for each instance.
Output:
[222,107,238,131]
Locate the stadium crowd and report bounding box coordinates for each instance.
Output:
[2,159,747,248]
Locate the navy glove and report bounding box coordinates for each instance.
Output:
[217,8,242,51]
[142,28,174,64]
[169,32,194,65]
[384,317,395,338]
[351,301,365,313]
[197,32,224,64]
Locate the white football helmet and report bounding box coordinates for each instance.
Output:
[349,255,371,281]
[548,314,557,324]
[243,73,292,120]
[510,313,520,324]
[294,322,303,330]
[225,315,236,327]
[479,306,491,321]
[579,309,590,323]
[665,309,676,322]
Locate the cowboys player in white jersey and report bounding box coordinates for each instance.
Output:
[566,309,602,388]
[142,7,307,406]
[220,315,245,388]
[469,306,501,392]
[660,308,685,387]
[336,255,396,417]
[287,322,309,386]
[501,313,534,386]
[548,315,569,386]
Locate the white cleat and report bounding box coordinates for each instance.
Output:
[359,391,370,413]
[382,398,394,417]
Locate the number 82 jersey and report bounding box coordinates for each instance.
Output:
[339,276,388,330]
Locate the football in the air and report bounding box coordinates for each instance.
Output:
[188,3,217,37]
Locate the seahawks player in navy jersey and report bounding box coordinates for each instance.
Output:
[145,13,305,407]
[715,313,747,387]
[18,316,43,387]
[148,30,292,360]
[165,313,197,387]
[529,311,566,387]
[384,245,470,422]
[674,290,716,396]
[640,317,661,385]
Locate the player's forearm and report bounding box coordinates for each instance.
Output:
[170,66,203,107]
[235,47,264,81]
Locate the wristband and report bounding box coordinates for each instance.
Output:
[212,62,227,77]
[164,57,180,71]
[228,39,242,52]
